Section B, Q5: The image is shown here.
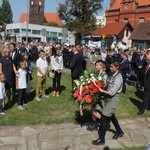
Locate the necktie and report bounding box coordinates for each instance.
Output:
[145,64,150,74]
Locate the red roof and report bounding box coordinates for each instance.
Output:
[110,0,150,10]
[91,22,133,37]
[19,12,63,26]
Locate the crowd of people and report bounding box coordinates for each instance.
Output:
[0,39,150,146]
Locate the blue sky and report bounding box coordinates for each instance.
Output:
[0,0,109,22]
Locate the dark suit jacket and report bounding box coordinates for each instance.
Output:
[11,49,21,69]
[131,52,140,69]
[70,52,85,78]
[144,65,150,90]
[121,58,130,78]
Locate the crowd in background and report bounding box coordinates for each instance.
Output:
[0,39,149,116]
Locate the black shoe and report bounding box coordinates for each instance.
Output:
[87,123,98,131]
[113,132,124,139]
[137,110,144,115]
[91,139,105,146]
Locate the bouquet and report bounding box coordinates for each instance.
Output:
[73,70,104,115]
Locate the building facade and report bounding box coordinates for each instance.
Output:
[95,15,106,28]
[106,0,150,28]
[5,23,75,45]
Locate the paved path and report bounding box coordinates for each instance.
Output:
[0,117,149,150]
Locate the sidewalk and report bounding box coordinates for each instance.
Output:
[0,117,149,150]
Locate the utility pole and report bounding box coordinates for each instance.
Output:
[26,0,29,43]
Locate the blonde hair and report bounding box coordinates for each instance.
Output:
[2,48,10,58]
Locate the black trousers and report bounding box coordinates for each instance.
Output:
[18,89,26,106]
[98,114,123,142]
[53,71,62,92]
[142,89,150,112]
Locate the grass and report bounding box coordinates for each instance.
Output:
[0,68,149,126]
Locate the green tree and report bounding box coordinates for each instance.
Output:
[0,0,13,24]
[45,22,60,27]
[58,0,103,44]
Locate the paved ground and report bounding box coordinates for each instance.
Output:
[0,117,149,150]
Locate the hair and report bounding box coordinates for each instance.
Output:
[111,61,121,70]
[2,48,10,58]
[146,50,150,55]
[95,60,106,69]
[10,42,16,47]
[39,50,45,54]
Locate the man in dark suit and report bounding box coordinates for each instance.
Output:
[9,42,21,69]
[130,47,140,81]
[138,50,150,115]
[70,46,85,89]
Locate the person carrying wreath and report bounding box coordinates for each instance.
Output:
[92,61,124,146]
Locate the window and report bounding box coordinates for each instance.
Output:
[32,30,40,35]
[126,29,129,37]
[124,18,129,22]
[139,17,145,23]
[51,32,57,36]
[58,33,62,37]
[14,29,20,33]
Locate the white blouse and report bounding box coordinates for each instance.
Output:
[51,56,63,71]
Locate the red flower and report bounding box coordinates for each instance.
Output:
[96,81,103,88]
[85,95,93,104]
[73,89,79,98]
[84,89,90,95]
[89,81,95,89]
[92,87,99,93]
[82,85,86,92]
[77,95,83,102]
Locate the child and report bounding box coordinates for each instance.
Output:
[16,61,27,110]
[36,50,48,101]
[0,73,6,115]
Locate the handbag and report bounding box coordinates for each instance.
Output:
[48,71,55,78]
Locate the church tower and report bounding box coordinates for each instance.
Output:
[29,0,45,25]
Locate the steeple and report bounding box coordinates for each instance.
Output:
[29,0,45,25]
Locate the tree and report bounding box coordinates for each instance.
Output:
[45,22,61,27]
[58,0,103,44]
[0,0,13,24]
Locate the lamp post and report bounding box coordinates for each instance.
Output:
[26,0,29,43]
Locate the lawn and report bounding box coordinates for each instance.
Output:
[0,68,149,126]
[113,147,145,150]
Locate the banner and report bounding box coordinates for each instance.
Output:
[88,40,101,48]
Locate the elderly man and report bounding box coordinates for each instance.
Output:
[138,50,150,114]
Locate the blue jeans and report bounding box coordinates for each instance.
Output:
[0,99,4,112]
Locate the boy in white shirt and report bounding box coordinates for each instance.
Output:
[16,61,27,110]
[0,73,6,115]
[36,50,48,101]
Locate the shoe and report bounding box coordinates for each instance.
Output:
[56,92,60,97]
[91,139,105,146]
[52,91,56,96]
[35,96,41,101]
[23,103,27,107]
[113,132,124,139]
[18,105,24,110]
[0,112,5,115]
[42,94,49,98]
[137,110,144,115]
[87,123,98,131]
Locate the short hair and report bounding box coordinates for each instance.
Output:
[146,50,150,55]
[1,48,10,57]
[95,60,106,70]
[111,61,121,70]
[39,50,45,53]
[10,42,16,47]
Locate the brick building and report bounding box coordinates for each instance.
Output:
[91,0,150,48]
[106,0,150,27]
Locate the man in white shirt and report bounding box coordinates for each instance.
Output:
[36,50,48,101]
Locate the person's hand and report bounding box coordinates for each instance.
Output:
[99,88,103,93]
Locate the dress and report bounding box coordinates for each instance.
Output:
[0,57,15,89]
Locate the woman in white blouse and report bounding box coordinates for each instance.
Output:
[50,47,63,97]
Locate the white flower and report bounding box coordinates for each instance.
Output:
[88,80,91,84]
[90,73,94,77]
[98,76,102,81]
[80,76,84,79]
[83,82,85,85]
[86,78,89,81]
[81,79,83,82]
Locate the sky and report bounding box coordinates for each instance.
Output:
[0,0,110,23]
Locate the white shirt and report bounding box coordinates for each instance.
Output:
[51,56,63,71]
[36,57,48,76]
[17,69,27,89]
[0,82,6,99]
